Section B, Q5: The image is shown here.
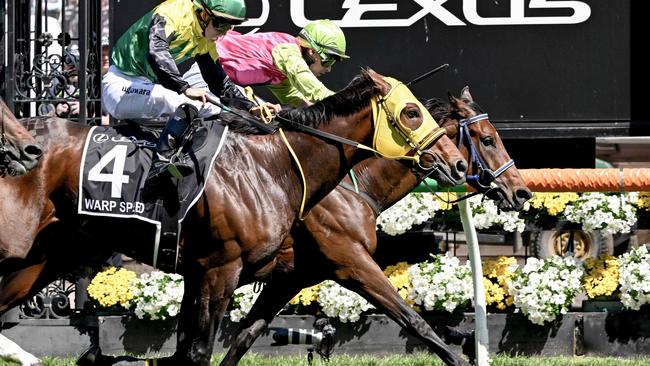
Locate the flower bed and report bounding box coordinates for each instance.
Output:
[377,191,644,234]
[87,243,650,328]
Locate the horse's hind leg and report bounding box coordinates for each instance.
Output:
[219,272,310,366]
[336,254,471,366]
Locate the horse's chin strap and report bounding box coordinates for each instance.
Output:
[457,113,514,189]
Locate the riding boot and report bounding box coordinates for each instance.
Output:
[145,104,198,189]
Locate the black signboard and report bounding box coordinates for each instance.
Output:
[110,0,637,166]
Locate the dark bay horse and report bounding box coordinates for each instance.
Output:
[0,99,43,176]
[218,88,532,366]
[0,69,467,365]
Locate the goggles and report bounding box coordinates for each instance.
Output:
[197,1,242,31]
[318,51,342,68]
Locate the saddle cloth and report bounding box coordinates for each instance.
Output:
[78,121,228,270]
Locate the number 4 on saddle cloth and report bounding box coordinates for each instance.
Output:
[78,120,228,272]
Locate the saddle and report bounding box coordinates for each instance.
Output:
[78,120,228,272]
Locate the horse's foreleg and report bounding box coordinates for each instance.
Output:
[0,334,42,366]
[0,262,48,315]
[219,272,313,366]
[174,260,243,366]
[336,255,470,366]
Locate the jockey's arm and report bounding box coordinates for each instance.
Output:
[266,79,310,108]
[146,14,191,94]
[195,55,254,111]
[272,43,334,104]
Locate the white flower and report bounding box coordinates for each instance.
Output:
[227,284,263,323]
[509,256,584,325]
[317,281,374,323]
[564,192,637,235]
[377,193,443,235]
[468,195,526,233]
[408,253,473,313]
[128,271,184,320]
[618,245,650,310]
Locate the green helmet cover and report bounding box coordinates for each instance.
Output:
[299,19,349,59]
[194,0,246,21]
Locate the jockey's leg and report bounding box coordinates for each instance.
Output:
[101,65,219,120]
[146,103,199,185]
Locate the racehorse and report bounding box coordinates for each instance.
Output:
[0,69,468,366]
[217,87,531,366]
[0,99,45,366]
[0,99,43,176]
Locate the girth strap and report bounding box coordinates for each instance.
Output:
[338,181,382,217]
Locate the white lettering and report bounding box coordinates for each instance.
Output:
[119,201,146,214]
[463,0,591,25]
[289,0,591,28]
[83,199,117,212]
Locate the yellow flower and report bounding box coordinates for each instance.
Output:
[582,254,620,299]
[434,193,457,211]
[384,262,416,307]
[289,284,320,306]
[529,193,579,216]
[637,192,650,211]
[482,257,517,310]
[87,267,136,309]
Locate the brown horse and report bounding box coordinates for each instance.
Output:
[0,69,467,365]
[0,99,43,176]
[218,88,531,366]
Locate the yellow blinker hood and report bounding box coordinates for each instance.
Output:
[371,77,444,161]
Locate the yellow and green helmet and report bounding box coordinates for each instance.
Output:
[298,19,349,63]
[193,0,247,23]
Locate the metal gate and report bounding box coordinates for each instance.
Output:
[1,0,103,125]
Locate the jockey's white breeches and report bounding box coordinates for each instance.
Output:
[102,65,221,120]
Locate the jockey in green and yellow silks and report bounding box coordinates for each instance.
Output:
[102,0,276,196]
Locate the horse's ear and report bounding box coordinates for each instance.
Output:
[364,68,391,94]
[448,91,460,106]
[460,86,473,102]
[449,92,472,118]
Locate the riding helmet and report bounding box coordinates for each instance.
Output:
[298,19,349,60]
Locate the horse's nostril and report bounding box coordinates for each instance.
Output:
[516,188,533,201]
[24,144,43,158]
[455,159,467,174]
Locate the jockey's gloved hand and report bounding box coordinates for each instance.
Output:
[183,87,208,105]
[220,76,256,111]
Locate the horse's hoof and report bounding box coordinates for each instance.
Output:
[77,346,101,365]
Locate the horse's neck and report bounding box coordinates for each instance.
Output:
[347,158,417,211]
[280,109,374,211]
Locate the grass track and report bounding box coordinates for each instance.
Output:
[4,353,650,366]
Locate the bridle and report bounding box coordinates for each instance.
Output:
[457,113,514,190]
[419,112,515,206]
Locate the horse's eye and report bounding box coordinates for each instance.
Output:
[481,136,495,146]
[406,109,420,119]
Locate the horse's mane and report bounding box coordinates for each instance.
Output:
[420,97,485,123]
[218,71,377,135]
[277,72,376,128]
[218,108,282,135]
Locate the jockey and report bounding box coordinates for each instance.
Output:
[183,19,349,107]
[102,0,271,190]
